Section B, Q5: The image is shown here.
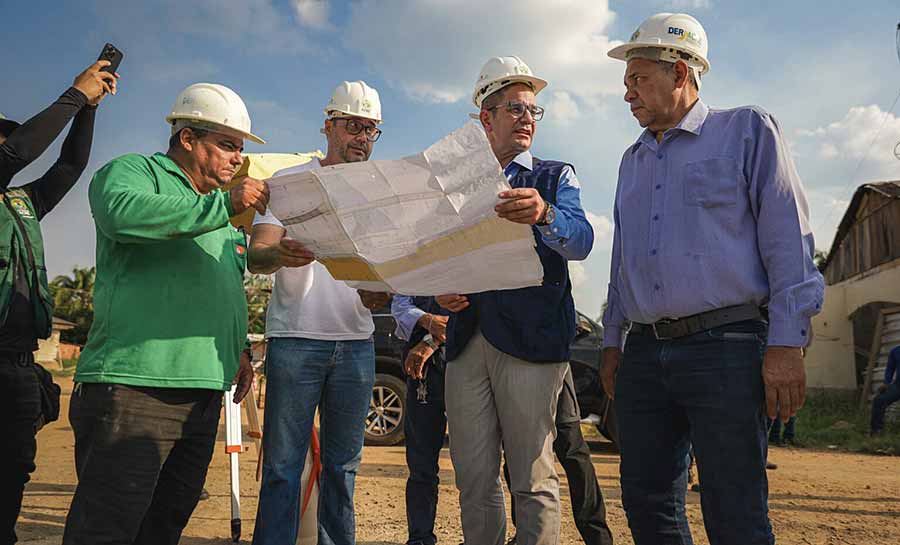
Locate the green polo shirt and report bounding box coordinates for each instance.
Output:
[75,152,247,390]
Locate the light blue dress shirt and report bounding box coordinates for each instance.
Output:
[602,100,824,349]
[504,151,593,261]
[391,295,424,341]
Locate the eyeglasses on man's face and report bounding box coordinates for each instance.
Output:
[334,117,382,142]
[486,101,545,121]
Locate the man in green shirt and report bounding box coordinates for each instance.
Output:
[63,83,269,545]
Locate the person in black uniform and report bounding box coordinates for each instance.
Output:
[0,60,117,544]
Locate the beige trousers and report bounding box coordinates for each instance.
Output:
[445,331,568,545]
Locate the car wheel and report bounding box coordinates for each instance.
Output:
[365,373,406,446]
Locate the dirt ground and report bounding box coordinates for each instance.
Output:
[18,377,900,545]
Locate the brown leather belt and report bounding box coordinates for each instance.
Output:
[630,303,764,340]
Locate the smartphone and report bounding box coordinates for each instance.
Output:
[97,43,123,74]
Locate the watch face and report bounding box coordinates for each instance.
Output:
[545,205,555,224]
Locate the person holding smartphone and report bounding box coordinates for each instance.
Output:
[0,59,117,545]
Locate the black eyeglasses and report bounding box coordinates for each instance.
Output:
[486,101,545,121]
[334,118,382,142]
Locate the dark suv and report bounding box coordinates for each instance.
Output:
[365,309,618,448]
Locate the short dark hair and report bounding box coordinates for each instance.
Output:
[659,60,699,90]
[168,126,209,150]
[0,119,20,139]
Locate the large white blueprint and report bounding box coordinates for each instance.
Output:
[265,122,544,295]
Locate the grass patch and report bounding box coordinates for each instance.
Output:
[791,390,900,455]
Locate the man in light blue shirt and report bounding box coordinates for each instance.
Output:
[601,12,824,545]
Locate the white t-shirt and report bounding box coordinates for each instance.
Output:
[253,159,374,340]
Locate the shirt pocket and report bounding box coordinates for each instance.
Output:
[683,157,742,208]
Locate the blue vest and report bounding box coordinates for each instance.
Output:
[446,159,576,364]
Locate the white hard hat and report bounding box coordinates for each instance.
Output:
[324,81,382,123]
[472,56,548,109]
[607,13,710,87]
[166,83,265,144]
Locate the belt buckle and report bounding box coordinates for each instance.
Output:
[651,321,673,341]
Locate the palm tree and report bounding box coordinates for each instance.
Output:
[49,266,96,344]
[48,266,273,342]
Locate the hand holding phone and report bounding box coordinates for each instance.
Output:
[98,43,124,74]
[72,44,123,106]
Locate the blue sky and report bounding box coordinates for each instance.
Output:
[5,0,900,319]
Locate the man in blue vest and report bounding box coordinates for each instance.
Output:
[436,56,594,545]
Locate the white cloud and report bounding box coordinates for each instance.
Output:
[793,103,900,244]
[546,92,580,126]
[293,0,332,30]
[569,261,587,289]
[345,0,625,109]
[586,210,614,249]
[798,105,900,167]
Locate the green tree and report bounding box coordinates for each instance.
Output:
[245,274,272,335]
[49,266,95,345]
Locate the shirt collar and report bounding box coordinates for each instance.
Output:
[152,152,206,193]
[632,99,709,154]
[152,152,192,182]
[675,99,709,136]
[505,151,534,174]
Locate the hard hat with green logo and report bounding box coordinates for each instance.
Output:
[608,13,710,88]
[471,56,548,109]
[324,81,382,123]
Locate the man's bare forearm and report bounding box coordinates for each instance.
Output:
[248,245,283,274]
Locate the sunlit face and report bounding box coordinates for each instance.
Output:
[480,83,538,160]
[325,115,379,163]
[623,58,679,130]
[189,130,245,192]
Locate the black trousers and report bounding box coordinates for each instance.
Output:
[404,360,447,545]
[505,368,614,545]
[62,383,223,545]
[0,352,41,545]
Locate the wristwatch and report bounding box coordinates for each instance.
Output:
[422,334,439,350]
[538,202,555,226]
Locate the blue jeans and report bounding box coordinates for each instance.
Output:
[404,359,447,545]
[253,337,375,545]
[615,320,773,545]
[871,383,900,433]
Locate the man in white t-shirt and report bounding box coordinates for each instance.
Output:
[249,81,390,545]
